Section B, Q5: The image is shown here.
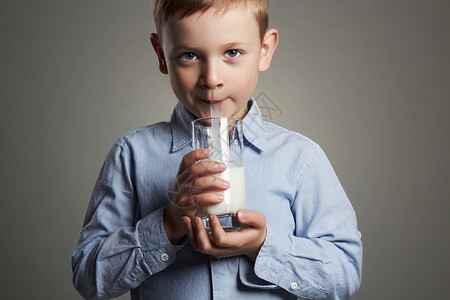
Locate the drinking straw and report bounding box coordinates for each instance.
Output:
[210,103,221,161]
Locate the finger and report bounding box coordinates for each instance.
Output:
[178,149,211,173]
[187,192,224,209]
[189,175,230,194]
[170,188,224,214]
[208,214,229,246]
[183,216,198,249]
[169,196,217,218]
[191,160,227,177]
[236,210,266,228]
[194,216,214,253]
[176,160,226,184]
[177,176,226,199]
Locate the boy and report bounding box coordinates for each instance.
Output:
[72,0,362,299]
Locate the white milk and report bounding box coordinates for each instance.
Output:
[204,164,246,216]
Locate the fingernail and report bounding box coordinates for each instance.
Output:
[237,210,245,221]
[221,180,230,189]
[202,149,211,156]
[216,194,224,201]
[195,217,203,229]
[216,162,226,171]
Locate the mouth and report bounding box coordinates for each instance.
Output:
[200,98,226,104]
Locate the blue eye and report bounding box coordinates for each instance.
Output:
[182,52,197,60]
[226,50,240,58]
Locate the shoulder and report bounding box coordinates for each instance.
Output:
[122,121,171,141]
[263,120,321,154]
[112,121,172,153]
[262,121,331,182]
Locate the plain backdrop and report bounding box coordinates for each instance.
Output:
[1,1,449,299]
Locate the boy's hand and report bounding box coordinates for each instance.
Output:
[183,210,267,261]
[164,149,229,244]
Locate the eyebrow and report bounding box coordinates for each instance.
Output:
[172,42,251,53]
[222,42,250,48]
[172,45,197,53]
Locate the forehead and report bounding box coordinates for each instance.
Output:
[161,6,260,48]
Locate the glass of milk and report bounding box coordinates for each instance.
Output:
[192,117,246,232]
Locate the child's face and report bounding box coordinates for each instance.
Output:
[154,6,274,119]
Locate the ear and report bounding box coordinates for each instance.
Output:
[259,28,279,72]
[151,33,168,74]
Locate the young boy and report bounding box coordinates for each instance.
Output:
[72,0,362,299]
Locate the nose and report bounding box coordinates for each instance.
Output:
[199,60,223,90]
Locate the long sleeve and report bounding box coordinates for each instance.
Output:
[72,100,363,299]
[240,145,362,299]
[71,138,178,300]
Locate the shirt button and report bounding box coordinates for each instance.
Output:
[290,282,299,290]
[160,253,169,262]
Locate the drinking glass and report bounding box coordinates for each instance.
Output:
[191,117,246,232]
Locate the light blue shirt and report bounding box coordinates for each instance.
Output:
[72,99,362,300]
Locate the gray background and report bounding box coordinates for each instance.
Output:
[1,0,449,299]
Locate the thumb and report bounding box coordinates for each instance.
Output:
[236,210,266,228]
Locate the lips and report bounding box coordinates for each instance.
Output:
[199,98,226,104]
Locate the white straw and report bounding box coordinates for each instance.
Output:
[210,103,230,211]
[210,103,220,161]
[210,102,219,118]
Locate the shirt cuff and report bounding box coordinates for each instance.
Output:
[253,225,289,286]
[137,207,179,275]
[253,226,330,298]
[238,225,283,290]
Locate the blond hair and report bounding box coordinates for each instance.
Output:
[153,0,269,41]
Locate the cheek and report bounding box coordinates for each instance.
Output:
[169,69,192,93]
[234,61,259,92]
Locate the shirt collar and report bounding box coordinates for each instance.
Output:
[242,98,266,152]
[170,98,266,153]
[170,102,196,152]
